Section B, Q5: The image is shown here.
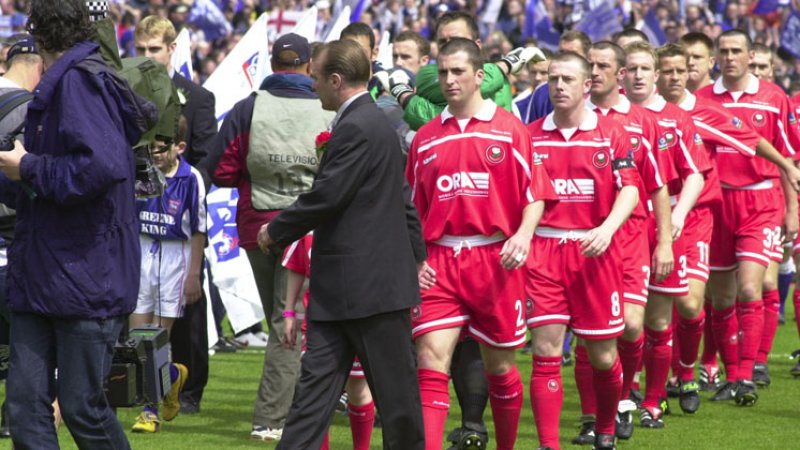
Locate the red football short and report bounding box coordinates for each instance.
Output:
[617,216,651,306]
[682,206,713,283]
[648,216,689,297]
[768,185,786,262]
[525,228,625,340]
[412,239,528,349]
[710,184,781,271]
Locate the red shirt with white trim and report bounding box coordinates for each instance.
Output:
[679,90,762,204]
[527,109,640,229]
[587,96,667,219]
[696,75,798,185]
[643,95,712,198]
[407,100,556,242]
[282,232,313,304]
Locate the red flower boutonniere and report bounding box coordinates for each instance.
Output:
[315,130,332,160]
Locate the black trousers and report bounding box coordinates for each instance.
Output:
[276,309,424,450]
[170,292,209,406]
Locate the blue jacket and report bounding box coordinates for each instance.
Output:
[0,42,148,319]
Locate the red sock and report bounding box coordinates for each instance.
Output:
[486,367,523,450]
[321,432,330,450]
[632,351,643,392]
[701,298,718,366]
[643,326,672,409]
[794,289,800,338]
[530,356,562,449]
[711,305,739,382]
[671,306,681,377]
[677,311,705,381]
[593,356,623,436]
[574,344,596,417]
[757,289,780,364]
[348,401,375,450]
[418,369,450,450]
[617,334,643,398]
[737,300,764,380]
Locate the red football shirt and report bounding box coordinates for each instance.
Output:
[407,101,556,242]
[643,95,712,199]
[527,110,640,229]
[679,90,763,203]
[695,75,798,185]
[587,96,667,219]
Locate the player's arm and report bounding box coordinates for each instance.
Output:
[184,232,205,305]
[282,269,306,349]
[673,173,703,237]
[781,171,799,242]
[582,185,638,257]
[500,200,546,270]
[650,186,674,282]
[755,138,800,192]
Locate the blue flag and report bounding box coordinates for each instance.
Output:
[752,0,780,15]
[523,0,560,50]
[781,10,800,59]
[350,0,369,22]
[639,8,667,46]
[576,1,623,42]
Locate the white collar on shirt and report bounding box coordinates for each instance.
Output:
[679,89,696,111]
[586,94,631,114]
[713,73,759,95]
[542,108,599,131]
[441,99,497,123]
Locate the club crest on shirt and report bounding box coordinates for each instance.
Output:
[751,112,766,127]
[663,131,676,147]
[789,112,797,125]
[630,135,640,152]
[658,137,668,151]
[168,199,181,215]
[732,116,743,129]
[592,150,609,169]
[485,145,506,164]
[693,133,703,145]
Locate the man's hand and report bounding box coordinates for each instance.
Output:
[581,224,615,257]
[787,162,800,192]
[499,232,531,269]
[257,223,274,255]
[0,140,26,181]
[376,69,414,101]
[417,261,436,289]
[184,274,202,305]
[784,211,799,243]
[499,46,547,75]
[671,208,688,241]
[651,241,674,283]
[282,316,297,349]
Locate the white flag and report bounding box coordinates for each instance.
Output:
[203,12,270,126]
[376,30,393,69]
[291,6,319,43]
[204,187,265,334]
[324,5,351,42]
[267,8,308,41]
[171,28,194,80]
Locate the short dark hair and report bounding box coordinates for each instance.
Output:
[341,22,375,51]
[395,31,430,59]
[316,40,371,87]
[550,50,591,80]
[435,11,480,42]
[679,32,714,54]
[613,28,650,45]
[27,0,94,53]
[590,41,626,71]
[656,43,688,69]
[438,37,484,72]
[560,31,592,56]
[717,29,752,51]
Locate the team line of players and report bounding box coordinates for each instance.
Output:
[292,29,800,450]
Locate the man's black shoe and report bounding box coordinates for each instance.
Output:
[592,433,617,450]
[709,381,737,401]
[752,363,771,387]
[571,416,596,445]
[666,377,680,398]
[734,380,758,407]
[678,380,700,414]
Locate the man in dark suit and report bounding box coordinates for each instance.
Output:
[134,15,216,415]
[258,39,427,450]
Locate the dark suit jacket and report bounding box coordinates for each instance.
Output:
[268,93,426,321]
[172,73,216,185]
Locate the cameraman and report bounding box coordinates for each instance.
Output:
[0,34,43,438]
[0,1,154,448]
